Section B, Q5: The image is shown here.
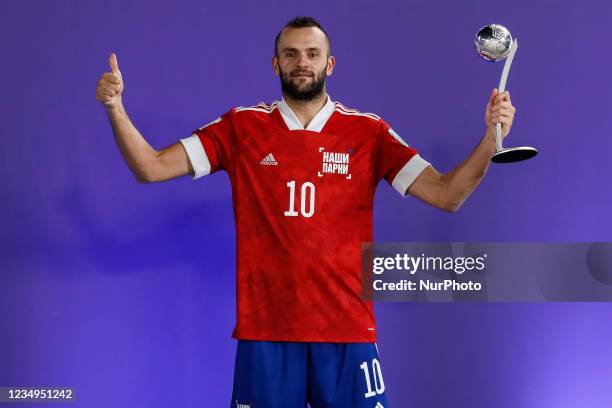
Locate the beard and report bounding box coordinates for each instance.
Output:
[279,66,327,101]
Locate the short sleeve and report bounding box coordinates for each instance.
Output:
[374,119,431,196]
[179,108,235,179]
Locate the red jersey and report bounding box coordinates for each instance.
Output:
[180,95,430,342]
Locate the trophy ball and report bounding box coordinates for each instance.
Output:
[474,24,513,62]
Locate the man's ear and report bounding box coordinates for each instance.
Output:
[326,55,336,76]
[272,56,280,76]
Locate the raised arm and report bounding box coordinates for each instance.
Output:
[96,53,193,183]
[407,88,516,212]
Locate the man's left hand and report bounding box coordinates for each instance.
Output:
[485,88,516,140]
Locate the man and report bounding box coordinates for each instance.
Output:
[96,16,516,408]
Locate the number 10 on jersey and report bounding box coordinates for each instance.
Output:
[284,180,315,218]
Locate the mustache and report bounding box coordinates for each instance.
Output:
[290,70,314,77]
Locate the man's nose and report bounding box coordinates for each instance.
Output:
[296,53,309,67]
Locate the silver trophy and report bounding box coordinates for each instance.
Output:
[474,24,538,163]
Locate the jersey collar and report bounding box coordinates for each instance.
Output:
[278,94,335,132]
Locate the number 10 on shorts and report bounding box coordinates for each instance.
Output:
[361,358,385,398]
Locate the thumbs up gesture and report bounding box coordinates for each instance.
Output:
[96,53,124,109]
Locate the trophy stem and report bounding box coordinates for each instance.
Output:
[488,37,537,163]
[495,38,518,152]
[495,123,503,152]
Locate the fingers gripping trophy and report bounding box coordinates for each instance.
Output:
[475,24,538,163]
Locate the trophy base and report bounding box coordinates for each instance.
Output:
[491,146,538,163]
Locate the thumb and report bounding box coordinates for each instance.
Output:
[488,88,498,106]
[109,53,120,75]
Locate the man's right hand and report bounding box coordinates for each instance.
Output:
[96,53,124,109]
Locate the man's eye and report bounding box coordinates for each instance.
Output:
[309,53,319,58]
[285,53,295,58]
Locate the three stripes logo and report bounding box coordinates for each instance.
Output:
[260,153,278,166]
[235,401,251,408]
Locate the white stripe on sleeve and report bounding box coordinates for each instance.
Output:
[179,134,211,180]
[391,155,431,196]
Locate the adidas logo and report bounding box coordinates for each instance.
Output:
[260,153,278,166]
[236,402,251,408]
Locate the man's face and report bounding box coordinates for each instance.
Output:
[273,27,335,101]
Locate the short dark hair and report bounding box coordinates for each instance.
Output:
[274,16,331,56]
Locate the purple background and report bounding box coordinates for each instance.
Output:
[2,0,612,407]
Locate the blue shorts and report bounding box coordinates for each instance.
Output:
[231,340,388,408]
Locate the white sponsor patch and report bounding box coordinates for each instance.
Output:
[318,147,352,179]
